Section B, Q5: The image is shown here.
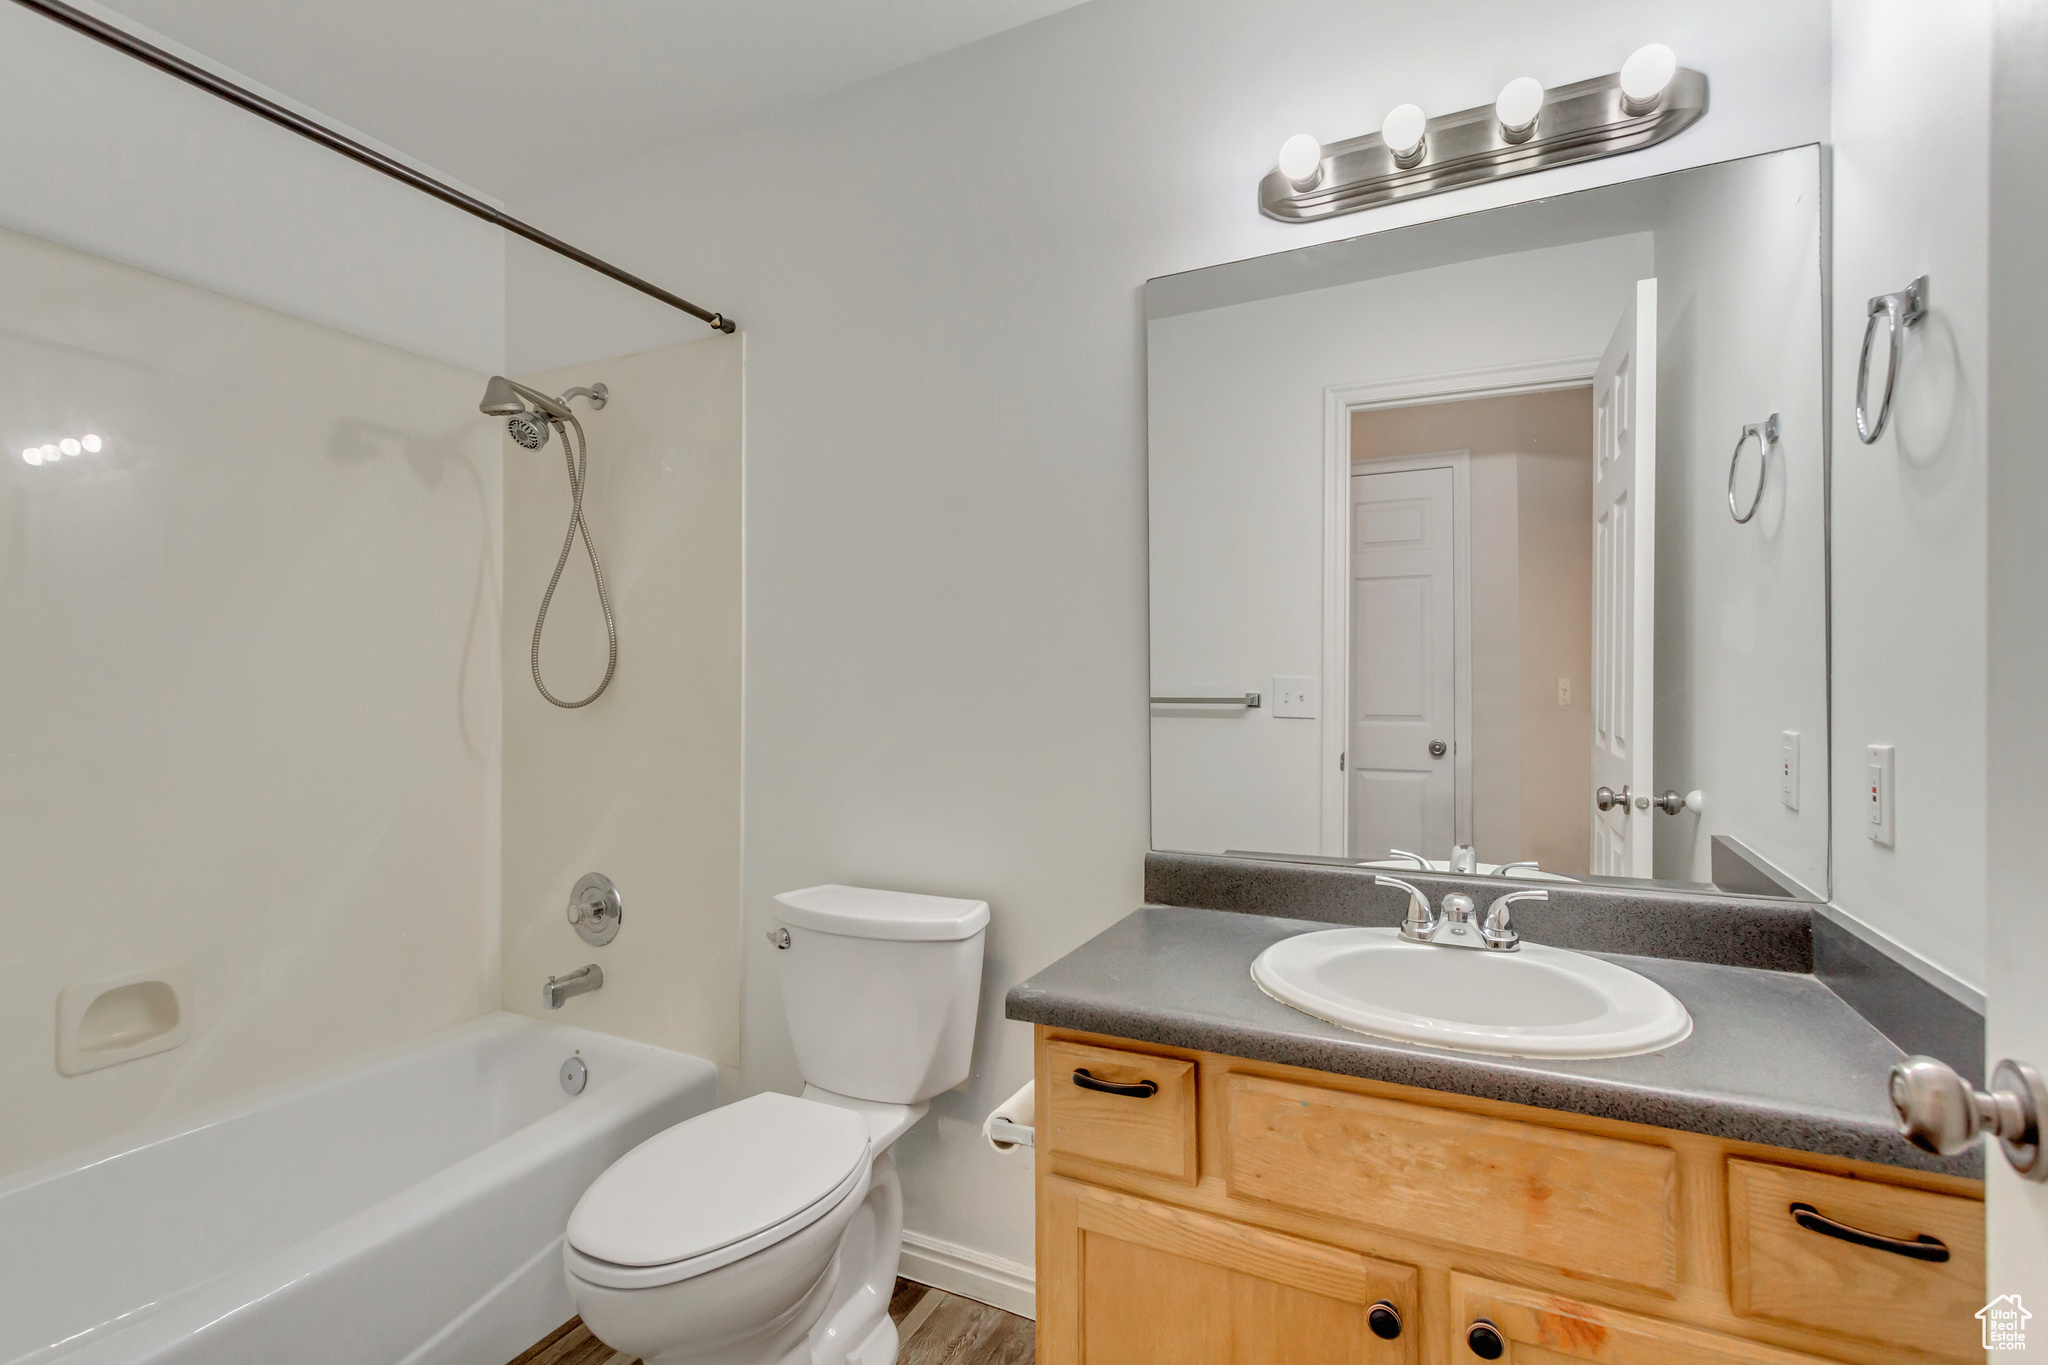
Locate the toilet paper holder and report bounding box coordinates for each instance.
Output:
[987,1115,1034,1148]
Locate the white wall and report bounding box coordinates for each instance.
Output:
[1147,237,1652,856]
[0,1,503,373]
[0,226,501,1178]
[1650,149,1829,895]
[500,336,744,1083]
[1828,0,1991,994]
[499,0,1832,1282]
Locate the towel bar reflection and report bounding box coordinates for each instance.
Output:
[1728,413,1779,524]
[1150,693,1261,708]
[1856,275,1928,444]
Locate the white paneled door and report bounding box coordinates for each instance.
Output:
[1591,279,1657,879]
[1350,464,1457,860]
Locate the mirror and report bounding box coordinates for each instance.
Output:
[1147,146,1827,898]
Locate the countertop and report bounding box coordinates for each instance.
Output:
[1005,904,1979,1178]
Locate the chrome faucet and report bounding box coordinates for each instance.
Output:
[543,963,603,1009]
[1379,875,1542,952]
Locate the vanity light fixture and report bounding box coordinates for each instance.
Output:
[1259,47,1706,223]
[1381,103,1427,167]
[20,433,106,466]
[1495,77,1545,143]
[1277,132,1324,191]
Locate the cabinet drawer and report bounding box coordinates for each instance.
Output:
[1448,1273,1827,1365]
[1071,1182,1419,1364]
[1727,1158,1984,1362]
[1222,1073,1679,1292]
[1042,1039,1198,1182]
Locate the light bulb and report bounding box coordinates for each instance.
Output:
[81,434,102,453]
[1277,133,1324,191]
[59,437,80,457]
[1381,104,1427,167]
[22,447,41,466]
[1620,43,1677,114]
[1495,77,1545,141]
[39,444,57,463]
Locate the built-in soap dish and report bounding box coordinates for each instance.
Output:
[56,963,192,1076]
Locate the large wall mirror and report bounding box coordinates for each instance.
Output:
[1147,146,1827,899]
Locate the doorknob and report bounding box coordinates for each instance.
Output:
[1889,1055,2048,1180]
[1595,785,1631,811]
[1429,740,1447,758]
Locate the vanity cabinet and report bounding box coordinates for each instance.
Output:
[1034,1028,1985,1365]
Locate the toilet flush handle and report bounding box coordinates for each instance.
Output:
[766,927,791,949]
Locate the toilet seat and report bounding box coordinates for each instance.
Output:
[566,1092,871,1290]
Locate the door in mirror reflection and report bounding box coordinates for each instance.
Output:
[1592,279,1658,880]
[1349,462,1457,860]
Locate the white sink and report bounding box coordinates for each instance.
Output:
[1250,927,1692,1059]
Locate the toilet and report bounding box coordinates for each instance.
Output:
[564,884,988,1365]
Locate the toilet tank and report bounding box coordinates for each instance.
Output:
[770,885,988,1105]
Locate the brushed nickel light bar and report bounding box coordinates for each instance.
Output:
[11,0,737,333]
[1260,47,1708,224]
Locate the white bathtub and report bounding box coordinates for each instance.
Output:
[1,1013,718,1365]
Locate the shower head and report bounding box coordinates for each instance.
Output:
[480,375,526,417]
[506,409,550,450]
[478,375,573,421]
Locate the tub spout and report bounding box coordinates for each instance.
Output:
[543,964,603,1010]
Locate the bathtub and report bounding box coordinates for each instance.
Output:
[1,1013,718,1365]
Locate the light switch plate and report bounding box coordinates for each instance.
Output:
[1274,675,1318,719]
[1780,731,1800,811]
[1866,744,1895,846]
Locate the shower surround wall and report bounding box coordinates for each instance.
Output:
[0,226,503,1179]
[499,336,744,1084]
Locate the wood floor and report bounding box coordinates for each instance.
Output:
[507,1278,1033,1365]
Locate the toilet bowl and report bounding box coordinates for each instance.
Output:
[564,885,988,1365]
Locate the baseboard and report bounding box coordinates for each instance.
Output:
[899,1231,1035,1320]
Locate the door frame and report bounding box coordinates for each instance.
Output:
[1320,355,1603,857]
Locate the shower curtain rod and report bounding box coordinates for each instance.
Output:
[12,0,737,333]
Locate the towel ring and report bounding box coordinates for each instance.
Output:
[1855,275,1928,444]
[1728,412,1780,524]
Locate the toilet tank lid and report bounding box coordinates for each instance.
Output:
[772,884,990,941]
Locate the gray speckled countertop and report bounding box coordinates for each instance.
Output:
[1005,905,1979,1178]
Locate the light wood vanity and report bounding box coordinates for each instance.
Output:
[1033,1028,1985,1365]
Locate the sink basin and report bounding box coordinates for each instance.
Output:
[1250,927,1692,1059]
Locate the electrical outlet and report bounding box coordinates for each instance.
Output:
[1867,744,1895,846]
[1273,675,1318,719]
[1780,731,1800,811]
[1557,677,1571,706]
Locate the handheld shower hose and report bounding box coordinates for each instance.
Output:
[531,411,616,708]
[481,376,616,708]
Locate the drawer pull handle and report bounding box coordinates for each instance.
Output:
[1366,1301,1402,1340]
[1466,1319,1505,1359]
[1071,1068,1158,1098]
[1788,1201,1950,1262]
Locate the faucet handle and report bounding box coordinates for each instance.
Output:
[1482,890,1545,950]
[1377,876,1436,942]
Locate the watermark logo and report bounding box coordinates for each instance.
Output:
[1982,1295,2032,1351]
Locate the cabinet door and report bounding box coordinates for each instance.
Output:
[1447,1275,1829,1365]
[1040,1177,1418,1365]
